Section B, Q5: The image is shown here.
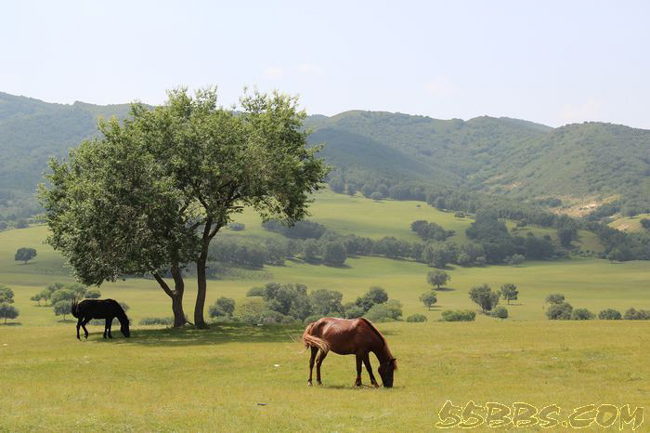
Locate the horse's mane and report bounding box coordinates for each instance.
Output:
[358,317,386,347]
[70,298,80,319]
[108,299,129,325]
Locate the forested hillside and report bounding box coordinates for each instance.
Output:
[2,92,650,226]
[0,92,130,219]
[307,111,650,218]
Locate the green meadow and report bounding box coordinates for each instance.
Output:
[1,191,649,431]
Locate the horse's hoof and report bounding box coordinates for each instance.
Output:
[317,381,323,386]
[307,381,313,387]
[355,380,362,387]
[373,383,380,388]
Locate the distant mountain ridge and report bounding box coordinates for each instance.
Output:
[306,110,650,217]
[1,92,649,221]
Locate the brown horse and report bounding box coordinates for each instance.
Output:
[302,317,397,388]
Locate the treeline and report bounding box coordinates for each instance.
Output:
[586,222,650,261]
[205,215,557,272]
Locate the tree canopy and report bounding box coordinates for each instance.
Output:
[39,88,329,328]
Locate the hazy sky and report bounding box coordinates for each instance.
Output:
[2,0,649,128]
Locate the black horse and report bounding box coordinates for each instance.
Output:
[71,299,130,339]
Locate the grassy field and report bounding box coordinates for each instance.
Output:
[1,321,648,431]
[610,213,650,233]
[0,191,648,431]
[1,223,649,325]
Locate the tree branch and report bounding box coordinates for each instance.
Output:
[152,271,175,298]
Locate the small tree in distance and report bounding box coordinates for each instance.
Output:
[508,254,525,266]
[0,303,19,324]
[427,270,451,290]
[15,247,37,264]
[419,292,438,310]
[499,283,518,305]
[53,300,72,321]
[469,284,499,312]
[0,285,15,303]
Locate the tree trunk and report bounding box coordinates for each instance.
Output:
[170,264,186,328]
[171,293,185,327]
[194,246,209,329]
[153,269,186,328]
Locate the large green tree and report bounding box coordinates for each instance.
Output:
[40,88,328,328]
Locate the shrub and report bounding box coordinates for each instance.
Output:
[370,192,383,201]
[235,298,267,325]
[469,284,499,312]
[441,310,475,322]
[139,317,175,326]
[355,287,389,312]
[68,283,88,297]
[493,306,508,319]
[0,303,19,324]
[310,289,344,316]
[545,294,565,304]
[209,297,236,318]
[247,286,266,297]
[343,305,365,319]
[51,289,75,305]
[84,288,102,299]
[546,302,573,320]
[303,314,322,324]
[508,254,525,266]
[364,300,403,322]
[571,308,594,320]
[598,308,622,320]
[53,300,73,320]
[406,313,427,323]
[228,222,245,231]
[624,308,650,320]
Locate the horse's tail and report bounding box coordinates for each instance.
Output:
[302,322,330,354]
[70,298,80,319]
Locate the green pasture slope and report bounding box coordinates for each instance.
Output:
[0,190,649,431]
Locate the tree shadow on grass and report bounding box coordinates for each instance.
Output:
[93,323,306,347]
[435,286,456,292]
[1,322,22,326]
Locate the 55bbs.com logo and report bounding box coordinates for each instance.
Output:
[436,400,644,430]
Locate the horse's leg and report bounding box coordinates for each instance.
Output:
[76,318,83,340]
[316,350,328,386]
[107,317,113,338]
[103,319,109,339]
[308,346,317,386]
[363,352,379,387]
[81,318,90,339]
[355,354,363,386]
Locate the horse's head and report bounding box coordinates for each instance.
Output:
[378,358,397,388]
[121,321,131,338]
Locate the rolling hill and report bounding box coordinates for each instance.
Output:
[2,91,650,223]
[307,111,650,216]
